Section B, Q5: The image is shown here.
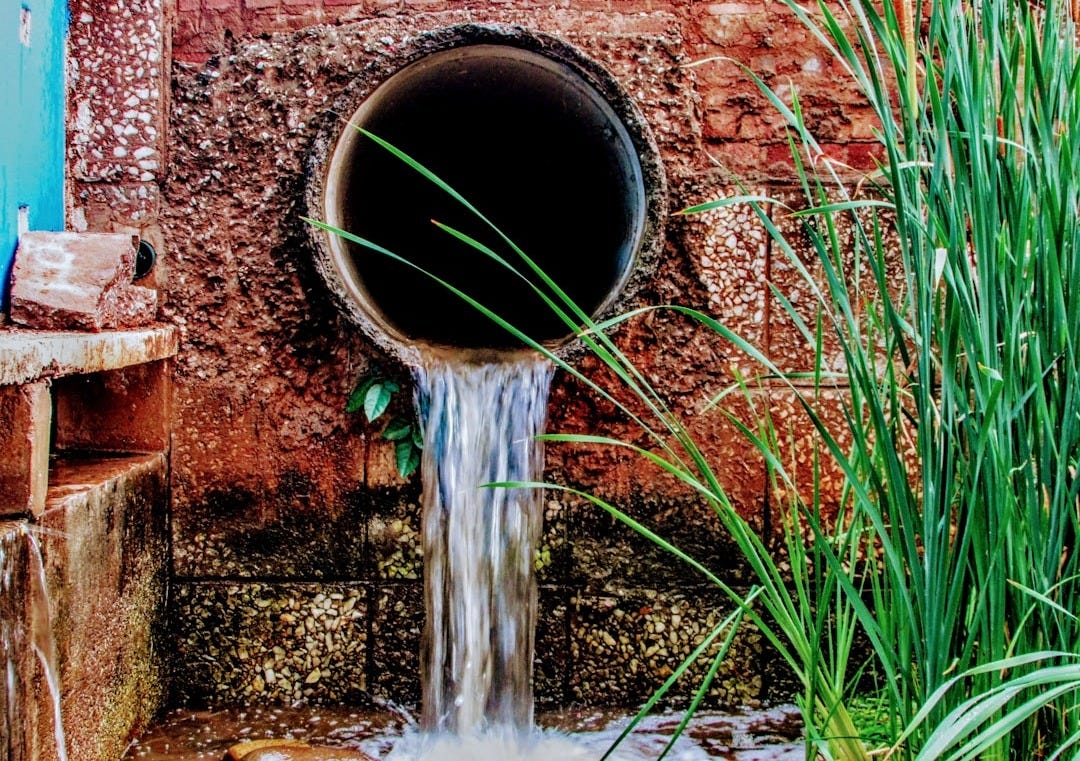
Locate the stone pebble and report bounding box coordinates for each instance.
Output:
[227,738,375,760]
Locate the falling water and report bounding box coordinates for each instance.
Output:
[413,354,553,737]
[0,524,68,761]
[401,354,724,761]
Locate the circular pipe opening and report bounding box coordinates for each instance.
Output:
[134,240,156,281]
[310,29,665,360]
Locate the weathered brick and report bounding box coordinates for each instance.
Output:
[10,232,157,331]
[401,0,448,11]
[610,0,654,13]
[698,3,770,46]
[367,0,401,16]
[700,140,770,177]
[569,0,611,11]
[204,0,238,12]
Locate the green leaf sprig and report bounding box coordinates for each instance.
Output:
[347,374,422,478]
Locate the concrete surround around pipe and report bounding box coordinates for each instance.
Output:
[307,25,668,363]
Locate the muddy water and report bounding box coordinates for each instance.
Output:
[122,704,806,761]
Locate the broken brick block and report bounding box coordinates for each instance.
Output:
[9,231,157,331]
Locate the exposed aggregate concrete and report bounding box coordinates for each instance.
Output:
[175,584,369,705]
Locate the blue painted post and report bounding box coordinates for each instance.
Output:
[1,0,68,313]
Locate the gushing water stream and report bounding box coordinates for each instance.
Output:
[396,354,746,761]
[414,354,553,736]
[390,352,731,760]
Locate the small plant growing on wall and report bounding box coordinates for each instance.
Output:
[347,373,422,478]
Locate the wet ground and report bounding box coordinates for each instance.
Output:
[122,704,806,761]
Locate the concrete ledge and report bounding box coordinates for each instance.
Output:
[41,451,170,761]
[46,452,167,510]
[0,325,177,386]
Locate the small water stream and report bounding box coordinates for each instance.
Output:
[1,523,68,761]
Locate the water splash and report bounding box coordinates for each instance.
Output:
[120,703,807,760]
[0,523,68,761]
[414,355,553,736]
[380,722,717,761]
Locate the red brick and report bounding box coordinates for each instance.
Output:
[171,46,215,64]
[10,232,157,331]
[171,16,209,56]
[698,4,770,46]
[323,3,367,20]
[704,108,743,140]
[367,0,401,16]
[402,0,450,10]
[609,11,676,34]
[567,0,611,10]
[279,8,328,26]
[610,0,653,13]
[847,108,883,141]
[740,110,790,140]
[642,0,688,12]
[816,141,886,174]
[702,140,769,176]
[763,142,803,178]
[692,57,761,101]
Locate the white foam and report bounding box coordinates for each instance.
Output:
[373,724,716,761]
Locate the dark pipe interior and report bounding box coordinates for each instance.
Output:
[333,45,645,350]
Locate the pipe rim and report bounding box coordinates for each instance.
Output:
[306,24,667,365]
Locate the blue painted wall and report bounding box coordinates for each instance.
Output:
[1,0,67,311]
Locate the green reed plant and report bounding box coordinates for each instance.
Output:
[720,0,1080,757]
